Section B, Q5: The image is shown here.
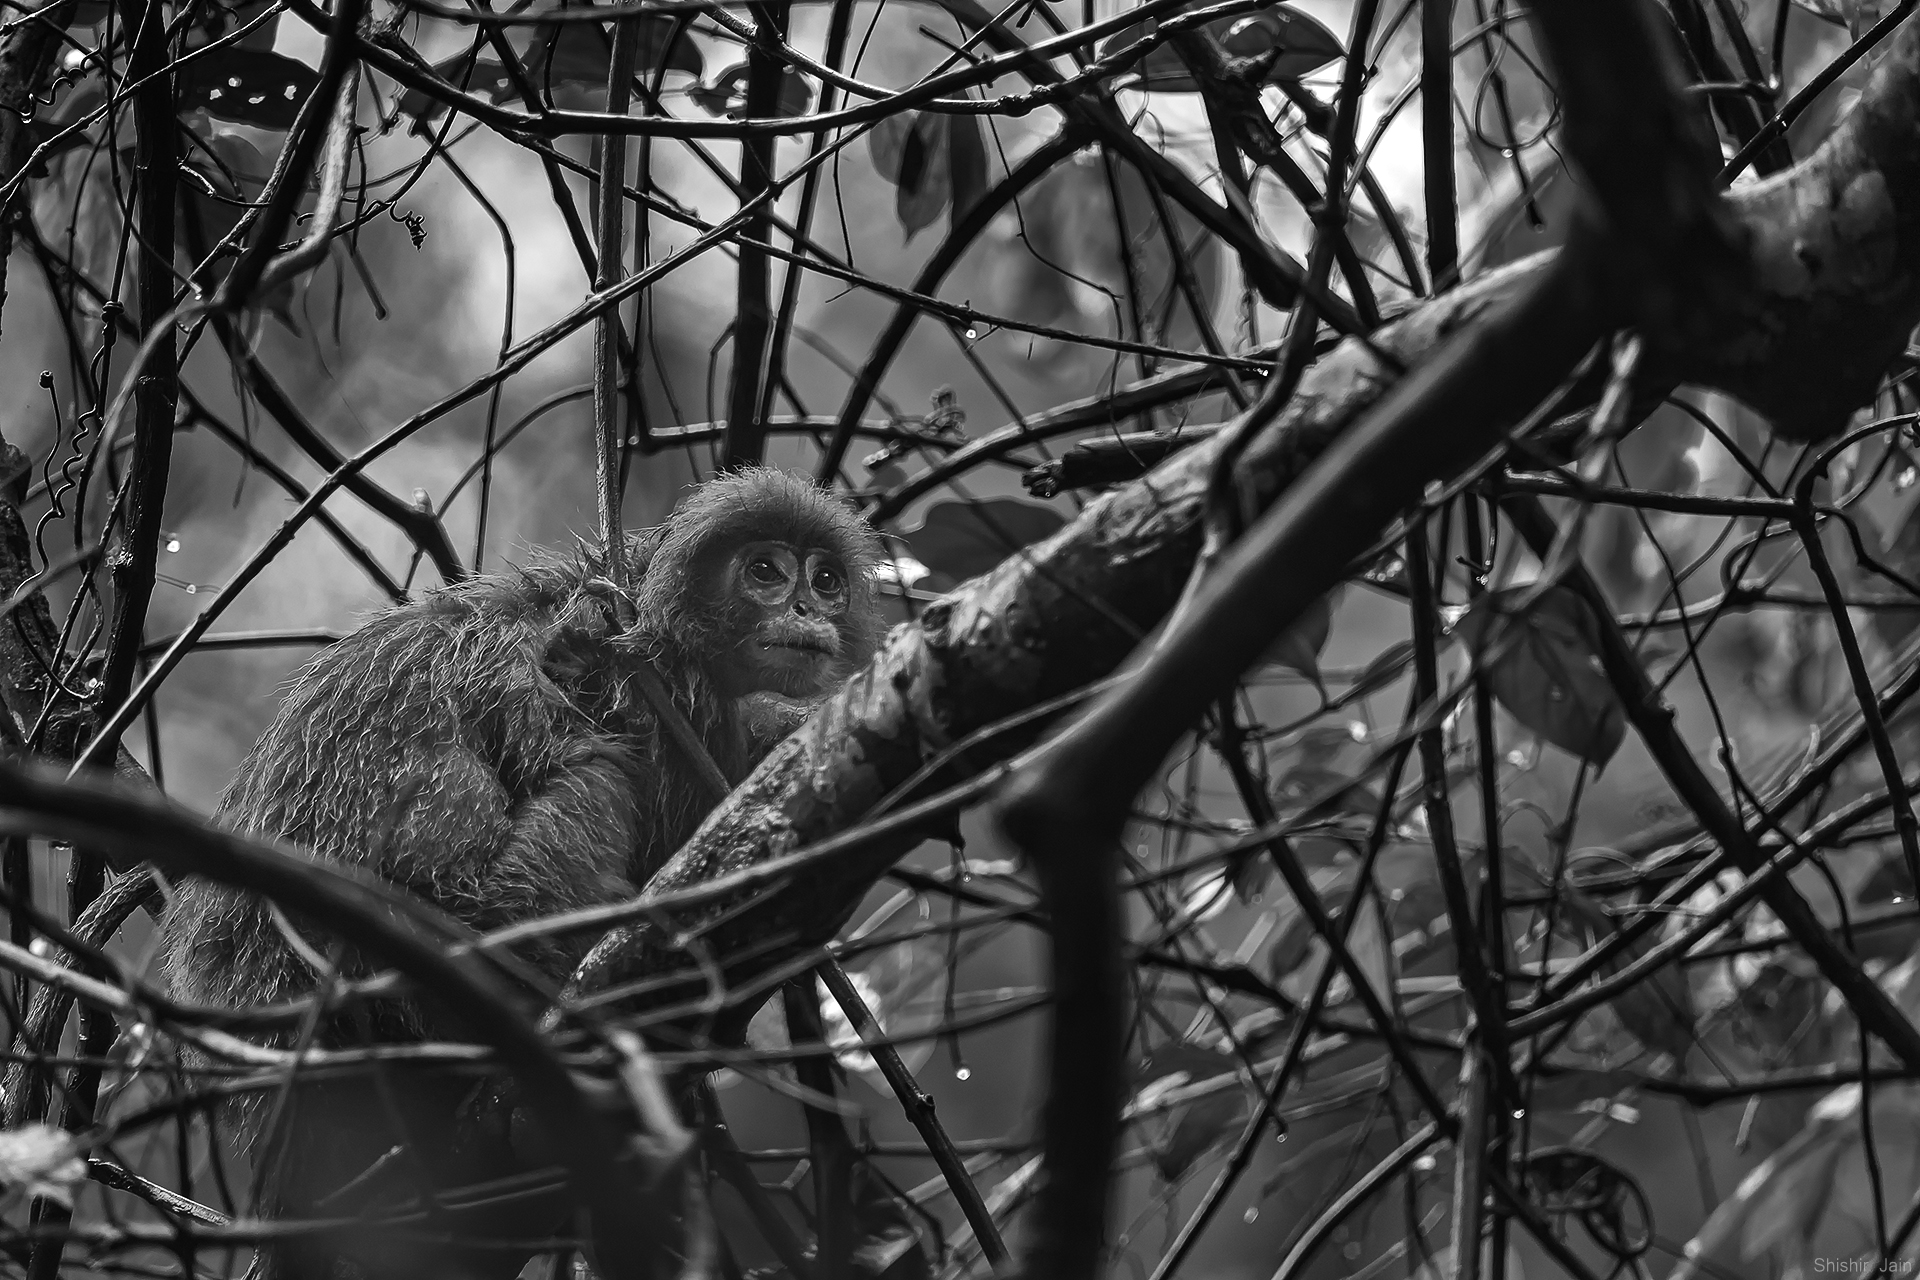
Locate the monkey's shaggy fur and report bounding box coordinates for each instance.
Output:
[154,470,880,1277]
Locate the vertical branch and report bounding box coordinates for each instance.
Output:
[1404,518,1502,1280]
[1462,498,1512,1280]
[784,977,856,1280]
[1447,1047,1491,1280]
[758,0,853,427]
[1422,0,1459,290]
[91,0,177,784]
[1792,476,1920,895]
[25,5,173,1274]
[721,1,791,470]
[594,19,639,562]
[0,0,78,332]
[816,958,1010,1267]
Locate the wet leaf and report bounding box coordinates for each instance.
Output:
[1260,590,1335,681]
[0,1124,84,1210]
[177,48,317,130]
[1874,499,1920,650]
[1268,761,1380,823]
[896,112,953,237]
[22,73,104,172]
[1100,2,1343,93]
[948,112,988,222]
[535,17,702,89]
[1794,0,1894,28]
[1264,864,1355,981]
[1669,1083,1920,1279]
[849,1163,934,1278]
[1610,910,1695,1061]
[708,996,792,1091]
[1336,897,1392,1006]
[1138,1043,1247,1180]
[899,497,1067,586]
[395,53,516,125]
[688,61,814,118]
[869,109,918,182]
[819,932,950,1086]
[1450,585,1627,768]
[1346,639,1414,702]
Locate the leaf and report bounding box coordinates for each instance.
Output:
[819,933,950,1086]
[1874,498,1920,650]
[947,112,988,223]
[1335,897,1392,1006]
[1138,1043,1247,1180]
[21,73,104,173]
[0,1124,85,1210]
[534,18,703,88]
[177,48,318,130]
[1669,1084,1904,1279]
[899,497,1067,585]
[1610,910,1696,1061]
[868,110,917,182]
[708,996,793,1091]
[1346,639,1414,702]
[1260,589,1336,680]
[1099,2,1343,94]
[1269,761,1380,822]
[849,1162,934,1278]
[895,113,952,237]
[688,61,814,119]
[395,54,517,125]
[1264,864,1355,982]
[1450,584,1627,768]
[1794,0,1893,28]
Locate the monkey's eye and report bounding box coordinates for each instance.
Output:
[747,557,784,585]
[811,564,845,596]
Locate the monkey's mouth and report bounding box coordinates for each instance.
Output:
[759,639,831,656]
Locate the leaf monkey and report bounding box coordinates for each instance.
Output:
[155,468,883,1279]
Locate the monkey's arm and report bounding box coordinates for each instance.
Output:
[379,738,643,978]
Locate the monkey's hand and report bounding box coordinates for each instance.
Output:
[735,691,818,756]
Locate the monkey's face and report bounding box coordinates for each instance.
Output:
[713,540,851,697]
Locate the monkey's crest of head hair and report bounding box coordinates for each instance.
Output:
[630,467,885,658]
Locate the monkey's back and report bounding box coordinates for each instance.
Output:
[157,557,689,1032]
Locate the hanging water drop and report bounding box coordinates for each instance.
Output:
[165,537,180,554]
[185,583,197,595]
[1900,465,1918,491]
[955,1066,971,1081]
[1243,1207,1259,1224]
[964,327,978,341]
